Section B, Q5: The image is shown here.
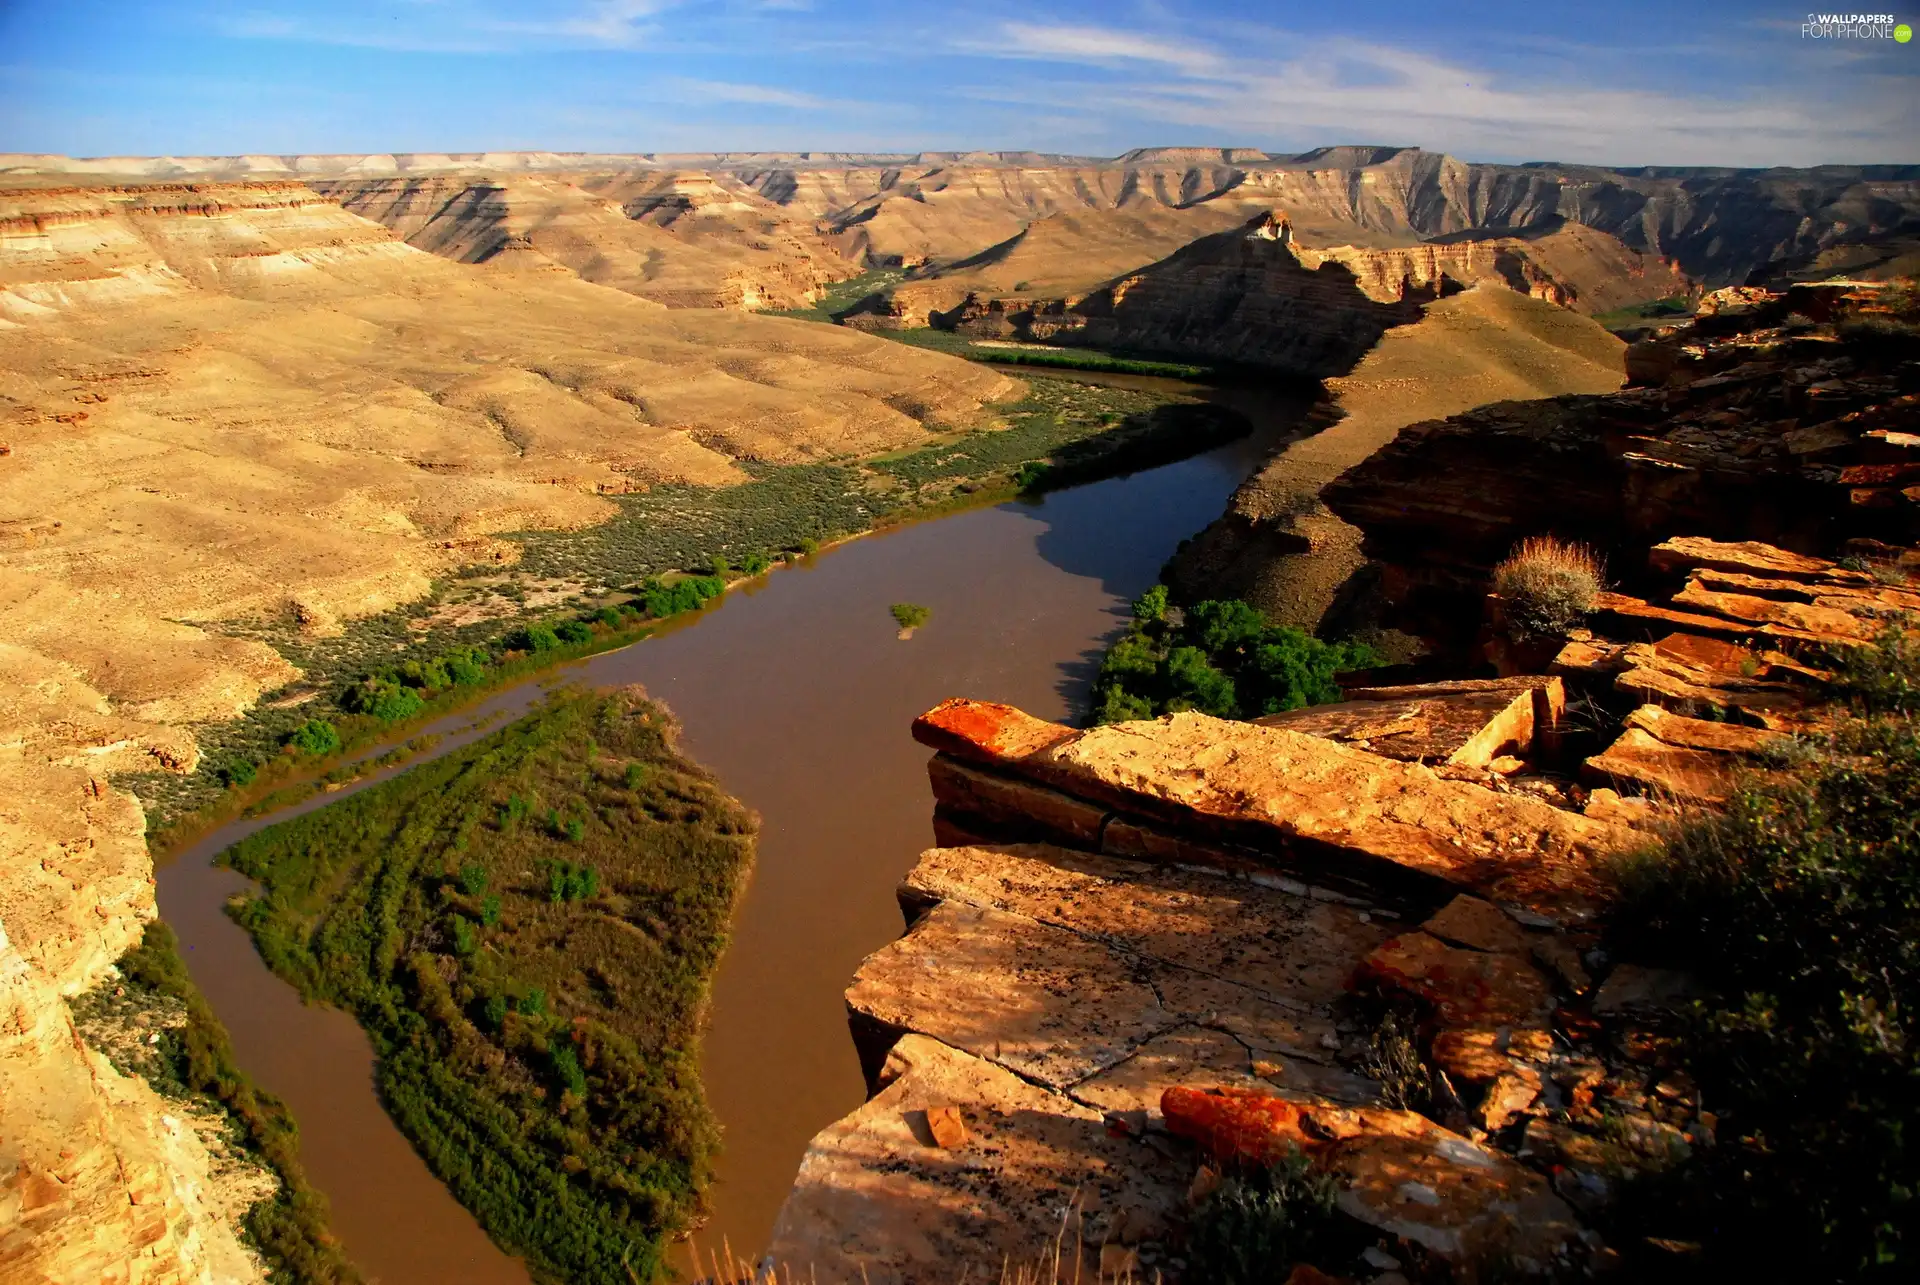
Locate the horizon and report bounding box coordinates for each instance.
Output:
[4,1,1918,169]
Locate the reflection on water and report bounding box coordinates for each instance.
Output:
[154,378,1312,1280]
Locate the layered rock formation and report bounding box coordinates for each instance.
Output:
[766,673,1770,1279]
[1322,281,1920,653]
[889,215,1688,344]
[13,146,1917,287]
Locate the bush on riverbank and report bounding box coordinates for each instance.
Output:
[1092,587,1378,724]
[222,688,756,1285]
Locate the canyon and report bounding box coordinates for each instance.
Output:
[1,140,1916,1284]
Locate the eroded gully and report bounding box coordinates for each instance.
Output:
[153,376,1315,1284]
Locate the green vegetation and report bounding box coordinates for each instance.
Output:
[889,602,931,631]
[874,326,1214,378]
[1091,586,1379,724]
[510,379,1245,590]
[288,719,341,756]
[220,688,756,1285]
[1593,295,1693,336]
[757,267,907,323]
[72,922,361,1283]
[1185,1149,1346,1284]
[1607,627,1920,1278]
[128,377,1243,833]
[1491,536,1605,641]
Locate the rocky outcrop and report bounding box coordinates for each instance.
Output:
[0,671,264,1283]
[1323,281,1920,654]
[769,683,1753,1280]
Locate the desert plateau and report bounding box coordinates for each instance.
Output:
[4,4,1920,1284]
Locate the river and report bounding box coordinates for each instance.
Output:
[153,376,1314,1283]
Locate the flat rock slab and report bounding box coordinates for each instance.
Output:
[765,1034,1189,1284]
[901,843,1391,1010]
[1253,676,1561,769]
[855,845,1385,1089]
[914,701,1628,916]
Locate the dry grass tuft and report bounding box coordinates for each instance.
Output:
[1493,535,1605,640]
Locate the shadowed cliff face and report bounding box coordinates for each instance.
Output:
[1321,281,1920,655]
[1032,215,1430,377]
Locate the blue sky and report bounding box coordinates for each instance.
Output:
[3,1,1916,166]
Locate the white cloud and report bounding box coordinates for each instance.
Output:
[222,2,681,53]
[971,21,1222,75]
[949,22,1917,166]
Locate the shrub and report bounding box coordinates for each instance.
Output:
[448,915,477,958]
[1607,715,1920,1277]
[444,651,489,686]
[287,719,340,756]
[1132,583,1170,624]
[799,537,820,556]
[890,602,932,630]
[518,987,547,1018]
[1185,1148,1344,1285]
[623,763,645,790]
[507,624,561,654]
[1164,646,1238,717]
[1492,536,1604,640]
[480,894,502,927]
[545,859,598,903]
[341,678,426,722]
[457,863,488,896]
[564,817,586,844]
[741,551,771,575]
[1092,589,1377,724]
[709,554,731,578]
[483,994,509,1031]
[551,1045,588,1098]
[555,621,593,645]
[216,757,258,788]
[1830,615,1920,715]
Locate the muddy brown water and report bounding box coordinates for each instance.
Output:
[154,377,1314,1283]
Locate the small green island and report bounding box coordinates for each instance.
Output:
[890,602,932,636]
[221,686,756,1285]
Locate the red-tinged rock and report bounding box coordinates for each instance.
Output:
[1284,1266,1343,1285]
[911,698,1076,765]
[1671,581,1873,639]
[1162,1085,1313,1167]
[1475,1068,1542,1132]
[1583,727,1735,804]
[923,1105,968,1149]
[1647,536,1842,581]
[1358,931,1556,1027]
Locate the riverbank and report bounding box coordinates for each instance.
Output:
[221,686,752,1285]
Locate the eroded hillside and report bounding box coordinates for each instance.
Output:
[0,178,1014,1282]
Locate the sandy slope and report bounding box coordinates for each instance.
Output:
[0,179,1017,1280]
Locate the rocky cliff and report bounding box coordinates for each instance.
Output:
[13,147,1918,286]
[1322,280,1920,655]
[767,524,1912,1280]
